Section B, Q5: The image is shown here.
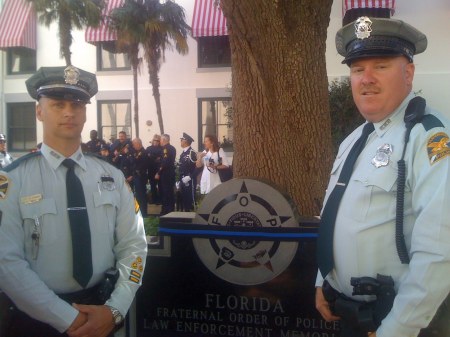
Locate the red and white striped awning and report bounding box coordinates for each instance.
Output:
[342,0,396,17]
[85,0,124,44]
[0,0,36,50]
[192,0,228,38]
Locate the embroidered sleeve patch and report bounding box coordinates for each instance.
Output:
[0,175,9,199]
[427,132,450,165]
[129,256,144,284]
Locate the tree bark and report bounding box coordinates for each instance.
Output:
[59,8,72,66]
[146,48,164,135]
[220,1,333,216]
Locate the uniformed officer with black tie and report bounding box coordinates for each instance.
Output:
[0,65,147,337]
[178,133,197,211]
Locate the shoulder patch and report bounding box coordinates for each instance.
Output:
[427,132,450,165]
[421,114,445,131]
[0,175,9,199]
[3,151,42,172]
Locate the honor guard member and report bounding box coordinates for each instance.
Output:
[0,133,13,168]
[178,133,197,211]
[0,65,147,337]
[155,134,176,215]
[315,17,450,337]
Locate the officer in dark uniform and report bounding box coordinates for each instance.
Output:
[111,131,133,170]
[132,138,149,217]
[85,129,106,154]
[155,134,176,215]
[146,134,163,204]
[178,133,197,211]
[99,143,113,164]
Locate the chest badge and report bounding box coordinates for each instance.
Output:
[100,174,116,191]
[372,144,393,168]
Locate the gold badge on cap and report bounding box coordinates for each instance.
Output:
[355,16,372,40]
[372,144,393,168]
[64,65,80,85]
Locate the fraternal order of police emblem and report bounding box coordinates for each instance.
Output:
[355,16,372,39]
[64,65,80,85]
[372,143,393,168]
[193,179,300,285]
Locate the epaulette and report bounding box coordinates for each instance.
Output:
[420,114,445,131]
[3,151,42,172]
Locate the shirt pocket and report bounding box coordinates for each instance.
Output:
[20,198,57,246]
[348,164,398,222]
[93,191,119,234]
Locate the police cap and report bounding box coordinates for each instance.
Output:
[336,17,427,65]
[100,144,110,151]
[180,132,194,144]
[26,65,98,103]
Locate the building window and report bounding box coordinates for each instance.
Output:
[197,36,231,68]
[199,98,233,151]
[6,48,37,75]
[7,102,37,151]
[97,42,131,71]
[98,100,132,142]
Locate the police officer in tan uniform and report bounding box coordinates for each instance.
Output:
[0,65,147,337]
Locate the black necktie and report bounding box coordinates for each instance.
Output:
[63,158,93,288]
[317,123,375,277]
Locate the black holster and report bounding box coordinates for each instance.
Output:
[323,274,396,333]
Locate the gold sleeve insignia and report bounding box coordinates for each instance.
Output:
[134,198,140,214]
[129,256,144,284]
[427,132,450,165]
[0,175,10,200]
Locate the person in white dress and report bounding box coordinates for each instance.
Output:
[196,134,230,194]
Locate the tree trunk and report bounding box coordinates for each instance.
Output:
[133,64,139,138]
[147,50,164,135]
[59,9,72,66]
[220,1,333,216]
[130,43,140,138]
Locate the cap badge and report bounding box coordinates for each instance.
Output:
[64,65,80,85]
[372,143,393,168]
[355,16,372,40]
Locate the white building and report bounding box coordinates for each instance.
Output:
[0,0,449,158]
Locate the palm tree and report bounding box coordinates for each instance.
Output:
[110,0,189,135]
[28,0,104,65]
[142,0,190,135]
[109,1,143,137]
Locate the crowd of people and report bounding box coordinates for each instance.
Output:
[81,130,231,216]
